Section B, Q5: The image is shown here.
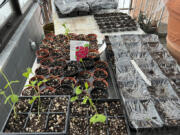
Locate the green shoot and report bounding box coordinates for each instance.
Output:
[0,70,19,118]
[70,83,106,124]
[62,23,70,36]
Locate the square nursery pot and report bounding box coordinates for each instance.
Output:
[1,95,70,135]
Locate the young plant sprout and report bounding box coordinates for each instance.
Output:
[76,44,89,70]
[0,69,19,118]
[23,68,47,119]
[71,82,106,124]
[62,23,70,36]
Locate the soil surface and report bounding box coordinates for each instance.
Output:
[50,97,68,112]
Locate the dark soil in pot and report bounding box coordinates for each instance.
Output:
[47,114,66,132]
[93,68,108,80]
[50,97,68,112]
[91,88,108,99]
[89,102,106,115]
[15,98,31,113]
[88,49,100,61]
[55,85,73,95]
[108,118,128,135]
[50,50,63,59]
[25,114,46,132]
[29,75,45,87]
[52,59,67,68]
[35,66,49,76]
[77,71,92,80]
[81,57,94,69]
[71,101,90,116]
[89,122,108,135]
[4,114,27,133]
[22,86,37,96]
[76,80,90,90]
[40,58,53,67]
[61,77,76,87]
[50,67,64,77]
[106,101,123,116]
[76,34,87,40]
[45,76,60,88]
[31,97,51,112]
[36,49,49,60]
[64,64,79,77]
[95,61,108,70]
[93,79,108,90]
[70,117,88,135]
[41,87,55,95]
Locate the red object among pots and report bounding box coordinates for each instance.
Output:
[93,68,108,80]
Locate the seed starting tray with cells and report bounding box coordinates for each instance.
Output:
[94,12,138,33]
[105,34,180,135]
[1,96,70,135]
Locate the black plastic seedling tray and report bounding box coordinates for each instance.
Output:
[94,12,138,33]
[0,95,70,135]
[69,99,130,135]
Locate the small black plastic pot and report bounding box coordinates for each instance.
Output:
[90,88,108,99]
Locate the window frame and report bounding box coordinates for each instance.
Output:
[0,0,34,53]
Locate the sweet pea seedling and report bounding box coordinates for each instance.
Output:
[62,23,70,36]
[70,82,106,124]
[0,70,19,118]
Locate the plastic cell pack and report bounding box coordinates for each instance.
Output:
[147,79,179,99]
[140,34,159,44]
[121,35,141,44]
[121,82,151,101]
[155,99,180,127]
[125,100,164,129]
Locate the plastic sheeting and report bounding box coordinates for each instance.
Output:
[54,0,118,15]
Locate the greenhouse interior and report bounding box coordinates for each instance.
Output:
[0,0,180,135]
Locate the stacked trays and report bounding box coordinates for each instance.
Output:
[94,12,138,33]
[105,34,180,135]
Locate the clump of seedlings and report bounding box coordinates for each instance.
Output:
[71,82,107,124]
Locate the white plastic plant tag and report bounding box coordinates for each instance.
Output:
[131,60,152,86]
[98,42,107,54]
[70,40,89,61]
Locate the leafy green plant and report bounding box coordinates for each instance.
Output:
[23,68,47,118]
[0,69,19,118]
[62,23,70,36]
[71,82,106,124]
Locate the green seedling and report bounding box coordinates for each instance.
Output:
[71,82,106,124]
[62,23,70,36]
[23,68,47,119]
[0,69,19,118]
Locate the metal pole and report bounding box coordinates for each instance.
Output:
[157,6,165,27]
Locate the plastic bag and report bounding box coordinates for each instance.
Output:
[89,0,118,12]
[54,0,90,14]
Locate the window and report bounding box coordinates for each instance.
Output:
[18,0,33,13]
[0,0,33,52]
[0,1,14,28]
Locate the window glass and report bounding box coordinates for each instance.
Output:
[0,2,13,28]
[18,0,29,8]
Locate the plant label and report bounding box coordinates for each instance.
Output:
[131,60,152,86]
[70,40,89,61]
[98,42,107,54]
